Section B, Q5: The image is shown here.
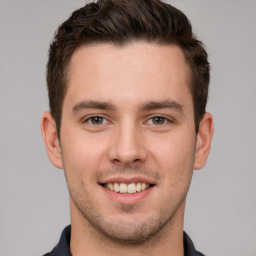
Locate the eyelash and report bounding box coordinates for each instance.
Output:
[84,116,108,125]
[147,116,172,125]
[83,115,173,126]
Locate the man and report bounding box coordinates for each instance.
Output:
[41,0,214,255]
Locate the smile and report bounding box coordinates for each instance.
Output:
[103,182,151,194]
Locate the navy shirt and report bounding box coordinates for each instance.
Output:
[44,225,205,256]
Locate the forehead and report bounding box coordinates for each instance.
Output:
[65,42,192,110]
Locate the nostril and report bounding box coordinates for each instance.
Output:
[108,142,147,165]
[112,158,122,165]
[111,158,142,166]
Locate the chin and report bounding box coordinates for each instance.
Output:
[95,217,167,244]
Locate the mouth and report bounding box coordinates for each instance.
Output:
[102,182,153,194]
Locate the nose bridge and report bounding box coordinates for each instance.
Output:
[108,118,147,165]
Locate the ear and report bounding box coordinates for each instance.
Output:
[41,112,63,169]
[194,112,214,170]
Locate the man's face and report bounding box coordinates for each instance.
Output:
[58,42,198,242]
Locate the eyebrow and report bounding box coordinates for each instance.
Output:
[139,100,184,112]
[72,99,183,113]
[72,100,116,112]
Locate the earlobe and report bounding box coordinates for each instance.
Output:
[194,112,214,170]
[41,112,63,169]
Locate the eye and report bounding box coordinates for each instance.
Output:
[86,116,107,125]
[148,116,169,125]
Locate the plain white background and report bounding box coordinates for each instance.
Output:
[0,1,255,255]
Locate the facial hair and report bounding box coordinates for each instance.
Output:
[66,165,191,244]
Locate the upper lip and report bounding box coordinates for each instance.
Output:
[99,176,156,185]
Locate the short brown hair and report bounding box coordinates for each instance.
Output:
[47,0,210,136]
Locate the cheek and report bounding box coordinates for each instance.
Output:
[61,130,109,179]
[62,128,106,157]
[147,131,196,177]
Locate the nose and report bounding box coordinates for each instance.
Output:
[108,122,147,166]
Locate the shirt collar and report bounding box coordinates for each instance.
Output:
[44,225,204,256]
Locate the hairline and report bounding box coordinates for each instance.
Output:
[57,39,196,137]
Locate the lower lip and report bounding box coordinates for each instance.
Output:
[101,185,154,204]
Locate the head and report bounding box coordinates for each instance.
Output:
[42,0,213,249]
[47,0,210,137]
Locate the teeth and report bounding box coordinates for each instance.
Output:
[104,182,151,194]
[120,183,128,193]
[136,182,142,192]
[114,182,119,192]
[128,183,136,194]
[110,183,114,191]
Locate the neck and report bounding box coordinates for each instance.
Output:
[69,200,185,256]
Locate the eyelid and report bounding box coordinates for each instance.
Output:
[81,114,175,126]
[146,115,174,125]
[82,114,109,125]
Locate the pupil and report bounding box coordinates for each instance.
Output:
[92,116,103,124]
[153,117,164,124]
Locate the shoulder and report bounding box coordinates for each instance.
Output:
[183,231,205,256]
[42,225,71,256]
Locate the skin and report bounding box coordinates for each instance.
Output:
[41,42,213,256]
